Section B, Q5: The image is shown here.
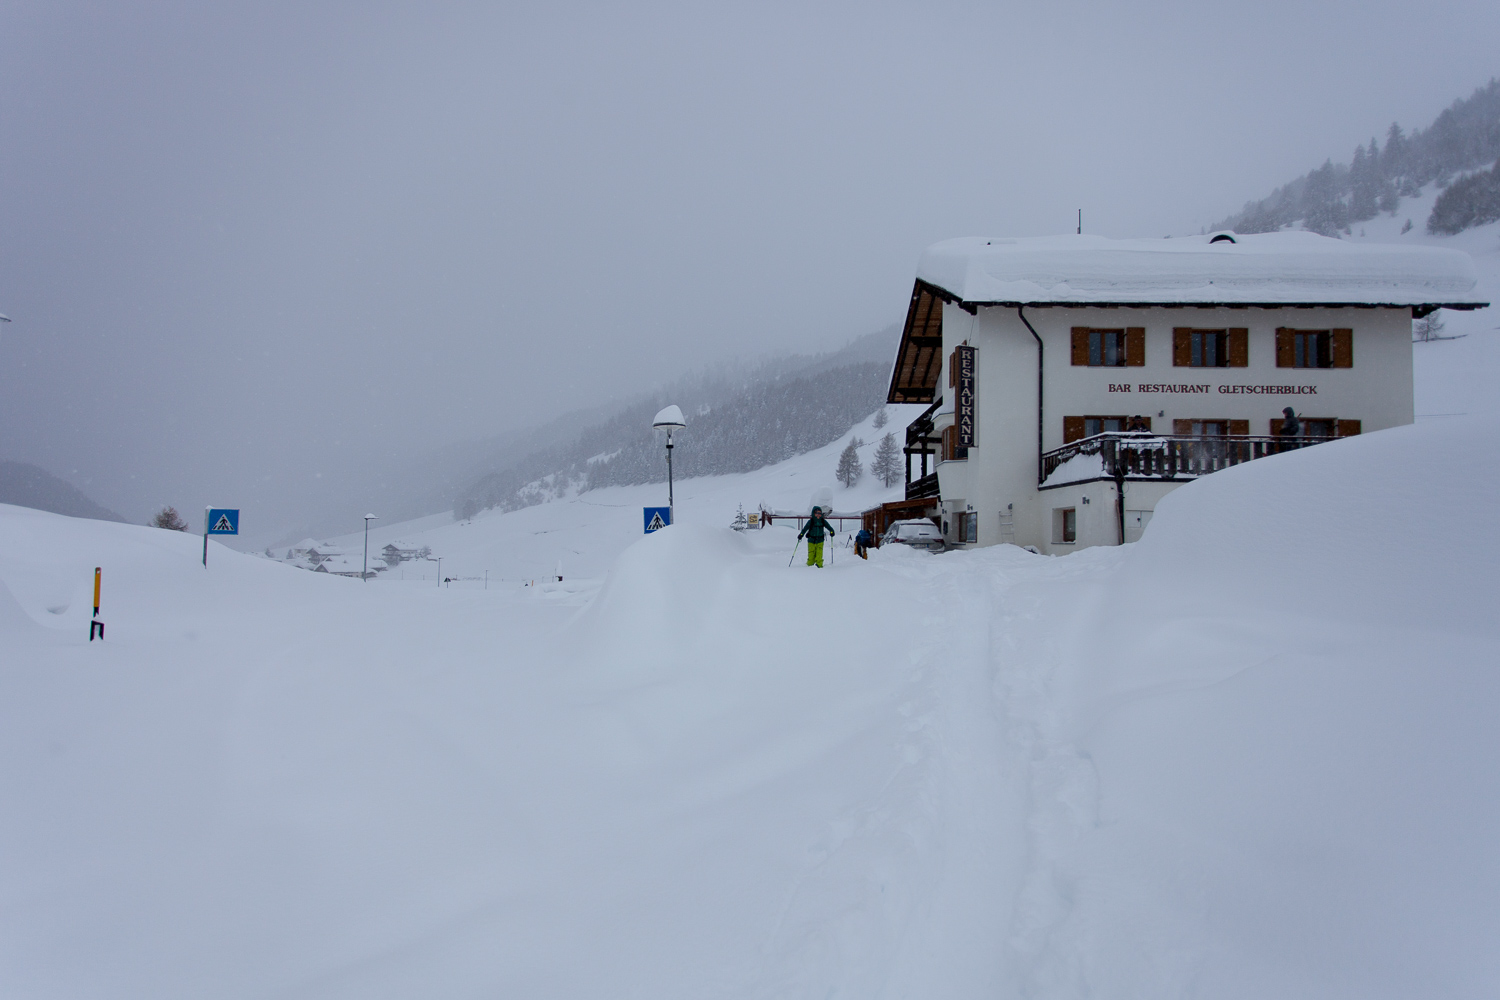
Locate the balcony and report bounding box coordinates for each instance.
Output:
[903,398,942,500]
[1041,431,1335,488]
[906,472,940,500]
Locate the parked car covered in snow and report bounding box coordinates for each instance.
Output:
[881,518,943,552]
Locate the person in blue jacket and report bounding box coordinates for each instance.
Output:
[854,526,872,559]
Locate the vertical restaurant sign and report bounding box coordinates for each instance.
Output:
[955,345,976,453]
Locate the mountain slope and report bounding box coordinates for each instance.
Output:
[1216,77,1500,236]
[0,461,126,523]
[452,327,899,520]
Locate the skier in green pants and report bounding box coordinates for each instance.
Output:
[799,506,836,568]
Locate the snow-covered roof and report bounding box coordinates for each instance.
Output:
[917,232,1486,309]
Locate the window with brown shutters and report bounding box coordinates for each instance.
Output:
[1074,328,1137,367]
[1177,329,1230,367]
[1172,328,1192,366]
[942,424,967,461]
[1331,328,1353,367]
[1173,419,1230,436]
[1336,419,1361,437]
[1275,328,1294,368]
[1063,416,1086,443]
[1280,329,1343,368]
[1228,328,1248,367]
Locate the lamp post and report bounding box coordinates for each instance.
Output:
[363,514,379,581]
[652,404,686,525]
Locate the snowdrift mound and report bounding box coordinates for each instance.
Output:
[1032,418,1500,998]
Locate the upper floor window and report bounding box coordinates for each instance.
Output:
[1276,328,1352,369]
[1093,329,1125,367]
[1072,327,1144,367]
[1173,327,1247,367]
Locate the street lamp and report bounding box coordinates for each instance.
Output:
[653,404,686,525]
[363,514,378,581]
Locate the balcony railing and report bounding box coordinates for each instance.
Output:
[1041,431,1333,487]
[906,472,940,500]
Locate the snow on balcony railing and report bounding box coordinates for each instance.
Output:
[1041,431,1330,487]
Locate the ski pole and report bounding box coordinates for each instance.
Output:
[788,536,802,567]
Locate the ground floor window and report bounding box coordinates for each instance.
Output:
[962,511,978,544]
[1269,417,1360,439]
[1053,507,1077,544]
[1303,419,1335,439]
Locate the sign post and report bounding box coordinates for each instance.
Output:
[203,507,240,566]
[643,506,671,534]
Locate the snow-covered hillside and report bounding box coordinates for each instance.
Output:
[1344,184,1500,420]
[300,406,928,587]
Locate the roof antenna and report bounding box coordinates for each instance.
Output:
[1077,209,1081,235]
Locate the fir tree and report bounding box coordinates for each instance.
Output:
[1349,143,1379,221]
[1302,160,1348,236]
[872,432,900,487]
[835,438,863,488]
[873,407,888,429]
[1427,160,1500,234]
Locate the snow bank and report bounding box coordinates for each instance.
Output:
[1028,418,1500,997]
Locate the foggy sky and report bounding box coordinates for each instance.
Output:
[2,1,1497,543]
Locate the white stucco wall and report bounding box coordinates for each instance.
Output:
[932,303,1416,553]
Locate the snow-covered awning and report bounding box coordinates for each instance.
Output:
[917,232,1487,311]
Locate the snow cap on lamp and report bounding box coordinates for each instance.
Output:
[652,405,686,431]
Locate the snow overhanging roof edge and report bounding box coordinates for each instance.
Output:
[915,233,1490,312]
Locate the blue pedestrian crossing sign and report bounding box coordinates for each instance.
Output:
[206,508,239,535]
[643,506,671,533]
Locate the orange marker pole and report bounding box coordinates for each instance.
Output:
[89,567,105,641]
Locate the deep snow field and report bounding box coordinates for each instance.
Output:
[4,212,1499,998]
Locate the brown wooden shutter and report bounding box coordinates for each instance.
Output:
[1275,328,1293,367]
[1126,327,1145,366]
[1172,328,1192,366]
[1140,416,1153,431]
[1071,328,1089,366]
[1172,419,1193,435]
[1337,419,1361,437]
[1229,419,1249,436]
[1063,416,1085,443]
[1269,418,1283,436]
[1228,328,1249,367]
[1332,328,1353,367]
